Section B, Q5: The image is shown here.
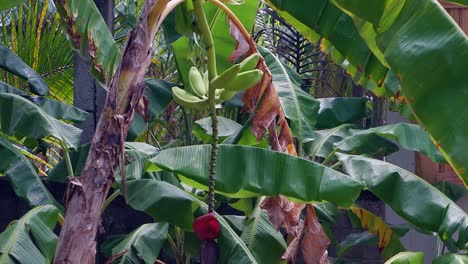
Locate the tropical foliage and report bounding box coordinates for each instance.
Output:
[0,0,466,263]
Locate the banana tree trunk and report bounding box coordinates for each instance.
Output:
[53,0,169,262]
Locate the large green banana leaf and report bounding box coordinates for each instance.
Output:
[384,251,423,264]
[0,138,59,207]
[0,82,88,122]
[0,93,82,148]
[240,207,287,264]
[101,223,169,264]
[330,0,468,186]
[0,205,58,264]
[0,44,48,95]
[259,46,319,141]
[335,123,445,163]
[149,145,363,207]
[316,97,367,129]
[337,154,468,249]
[55,0,120,84]
[306,123,445,164]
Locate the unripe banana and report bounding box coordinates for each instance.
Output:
[189,67,208,97]
[224,69,264,92]
[239,53,260,72]
[210,64,241,90]
[220,90,237,101]
[172,86,209,110]
[203,71,209,91]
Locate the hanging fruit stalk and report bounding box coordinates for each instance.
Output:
[171,1,263,262]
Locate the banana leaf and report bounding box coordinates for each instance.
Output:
[338,153,468,249]
[384,251,423,264]
[266,0,396,96]
[0,138,59,207]
[0,44,48,95]
[126,179,199,230]
[433,253,468,264]
[330,0,468,186]
[124,173,258,263]
[0,0,26,10]
[435,181,467,202]
[316,97,368,129]
[0,81,88,122]
[335,123,445,163]
[240,208,287,264]
[55,0,121,84]
[193,117,242,143]
[350,207,405,260]
[305,124,356,159]
[0,93,82,148]
[0,205,58,264]
[32,97,88,123]
[101,223,169,264]
[337,232,377,260]
[149,145,363,207]
[259,46,319,141]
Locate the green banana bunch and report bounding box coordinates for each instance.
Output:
[210,53,263,101]
[171,53,264,109]
[171,67,209,110]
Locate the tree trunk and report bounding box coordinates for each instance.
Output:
[54,0,168,262]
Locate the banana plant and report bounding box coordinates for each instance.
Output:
[1,0,468,263]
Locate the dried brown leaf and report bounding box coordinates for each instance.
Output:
[226,10,327,263]
[301,205,330,264]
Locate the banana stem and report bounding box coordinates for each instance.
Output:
[193,0,218,213]
[59,141,74,179]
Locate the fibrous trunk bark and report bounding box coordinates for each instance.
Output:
[54,0,168,262]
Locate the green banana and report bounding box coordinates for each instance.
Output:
[210,64,241,90]
[239,53,260,72]
[220,89,237,101]
[189,67,208,97]
[203,70,209,91]
[172,86,209,110]
[223,69,264,92]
